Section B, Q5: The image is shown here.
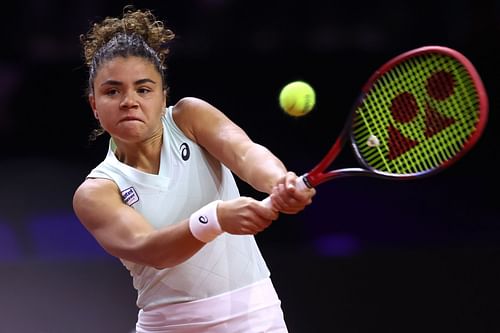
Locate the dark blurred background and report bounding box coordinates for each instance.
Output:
[0,0,499,332]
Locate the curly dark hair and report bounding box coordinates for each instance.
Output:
[80,7,175,140]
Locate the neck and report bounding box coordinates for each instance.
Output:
[114,130,163,175]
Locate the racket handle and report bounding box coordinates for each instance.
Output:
[295,175,310,191]
[261,175,310,209]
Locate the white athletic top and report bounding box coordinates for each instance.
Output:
[87,106,270,309]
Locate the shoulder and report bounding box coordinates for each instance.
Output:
[73,178,124,229]
[172,97,217,119]
[171,97,225,142]
[73,178,120,211]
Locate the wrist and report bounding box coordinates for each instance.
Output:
[189,200,223,243]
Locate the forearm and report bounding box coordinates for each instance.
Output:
[236,143,287,194]
[123,198,276,268]
[122,220,204,269]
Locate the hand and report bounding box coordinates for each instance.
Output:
[270,171,316,214]
[217,197,279,235]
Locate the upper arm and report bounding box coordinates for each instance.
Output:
[72,178,154,260]
[173,97,254,166]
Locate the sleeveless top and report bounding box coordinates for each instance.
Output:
[87,106,270,309]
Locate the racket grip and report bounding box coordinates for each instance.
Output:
[261,175,310,209]
[295,175,310,191]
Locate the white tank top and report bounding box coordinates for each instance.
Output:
[87,106,270,309]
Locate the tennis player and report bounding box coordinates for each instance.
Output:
[72,7,315,333]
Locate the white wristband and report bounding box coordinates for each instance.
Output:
[189,200,223,243]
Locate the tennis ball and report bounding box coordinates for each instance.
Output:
[279,81,316,117]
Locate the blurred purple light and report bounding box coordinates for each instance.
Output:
[314,233,361,257]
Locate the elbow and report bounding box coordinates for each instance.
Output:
[118,247,190,270]
[148,259,177,270]
[118,247,181,270]
[114,251,179,270]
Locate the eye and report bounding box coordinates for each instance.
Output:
[137,87,152,94]
[105,88,119,96]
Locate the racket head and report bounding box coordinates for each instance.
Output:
[350,46,488,179]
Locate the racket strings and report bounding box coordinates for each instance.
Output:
[352,53,481,175]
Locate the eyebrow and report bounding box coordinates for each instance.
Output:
[100,78,157,87]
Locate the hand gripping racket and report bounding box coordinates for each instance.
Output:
[263,46,488,206]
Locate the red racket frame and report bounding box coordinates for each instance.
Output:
[302,46,488,188]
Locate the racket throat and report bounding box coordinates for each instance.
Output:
[308,168,377,187]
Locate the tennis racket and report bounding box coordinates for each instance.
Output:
[263,45,488,206]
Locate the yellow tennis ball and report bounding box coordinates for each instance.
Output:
[279,81,316,117]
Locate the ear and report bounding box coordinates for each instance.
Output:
[88,94,99,119]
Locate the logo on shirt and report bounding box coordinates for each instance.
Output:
[121,187,139,206]
[180,142,190,161]
[199,215,208,224]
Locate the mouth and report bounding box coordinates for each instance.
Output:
[120,116,143,123]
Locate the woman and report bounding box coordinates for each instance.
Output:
[73,7,315,333]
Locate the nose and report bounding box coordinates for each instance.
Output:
[120,93,138,109]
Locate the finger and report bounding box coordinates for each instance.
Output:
[252,199,278,221]
[270,188,286,210]
[248,217,273,233]
[272,185,300,211]
[284,172,298,192]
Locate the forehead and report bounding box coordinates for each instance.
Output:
[95,56,162,82]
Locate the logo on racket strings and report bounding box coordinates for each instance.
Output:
[387,70,457,160]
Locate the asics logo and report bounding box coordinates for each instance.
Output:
[198,216,208,224]
[180,142,190,161]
